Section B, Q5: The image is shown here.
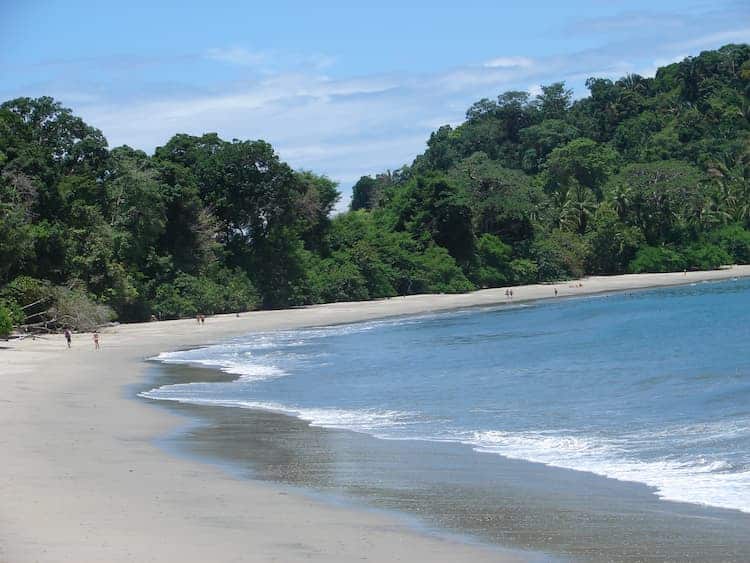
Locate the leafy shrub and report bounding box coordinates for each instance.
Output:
[0,276,53,311]
[0,304,12,337]
[474,234,512,287]
[682,243,732,270]
[510,258,539,285]
[311,257,369,303]
[533,230,590,281]
[412,246,475,294]
[628,246,686,273]
[708,225,750,263]
[152,268,259,319]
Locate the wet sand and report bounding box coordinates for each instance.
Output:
[3,268,750,562]
[144,359,750,563]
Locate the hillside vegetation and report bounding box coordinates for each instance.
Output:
[1,44,749,331]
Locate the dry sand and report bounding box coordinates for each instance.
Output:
[2,267,749,562]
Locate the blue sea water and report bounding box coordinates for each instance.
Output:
[142,279,750,513]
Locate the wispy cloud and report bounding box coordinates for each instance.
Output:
[483,56,535,69]
[668,28,750,51]
[565,11,688,34]
[205,46,336,71]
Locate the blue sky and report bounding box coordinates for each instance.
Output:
[1,0,748,208]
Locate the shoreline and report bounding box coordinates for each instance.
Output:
[143,361,750,562]
[3,268,750,562]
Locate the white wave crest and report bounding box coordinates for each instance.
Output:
[152,351,285,382]
[138,391,416,435]
[469,430,750,513]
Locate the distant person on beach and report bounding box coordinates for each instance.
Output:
[505,289,509,298]
[93,331,100,350]
[554,288,558,296]
[196,314,201,325]
[200,314,205,325]
[64,328,72,348]
[509,289,514,298]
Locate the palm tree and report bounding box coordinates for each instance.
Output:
[617,73,648,95]
[610,183,633,220]
[560,183,597,234]
[707,146,750,225]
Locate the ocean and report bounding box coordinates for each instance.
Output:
[140,278,750,559]
[142,278,750,515]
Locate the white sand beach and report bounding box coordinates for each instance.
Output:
[2,267,749,562]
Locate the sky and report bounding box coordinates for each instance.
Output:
[1,0,749,209]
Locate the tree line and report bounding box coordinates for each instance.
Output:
[1,44,749,334]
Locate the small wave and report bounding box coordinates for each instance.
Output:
[469,430,750,513]
[138,392,416,435]
[153,351,285,382]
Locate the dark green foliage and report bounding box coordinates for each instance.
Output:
[1,45,749,323]
[411,246,474,294]
[533,231,591,281]
[152,267,258,319]
[0,304,12,337]
[509,259,539,285]
[543,138,619,198]
[586,205,645,274]
[709,225,750,263]
[628,246,687,273]
[449,152,543,245]
[350,176,380,211]
[474,234,512,287]
[682,243,732,270]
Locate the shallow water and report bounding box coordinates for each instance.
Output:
[144,279,750,516]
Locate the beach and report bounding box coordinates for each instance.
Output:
[2,267,750,563]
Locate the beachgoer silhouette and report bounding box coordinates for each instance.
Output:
[93,331,100,350]
[554,288,558,296]
[64,328,72,348]
[200,314,205,325]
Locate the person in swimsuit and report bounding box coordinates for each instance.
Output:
[64,328,72,348]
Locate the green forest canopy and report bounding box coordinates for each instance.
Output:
[1,44,750,331]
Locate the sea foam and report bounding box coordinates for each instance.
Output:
[469,428,750,513]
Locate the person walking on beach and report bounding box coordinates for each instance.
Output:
[554,288,558,296]
[93,331,100,350]
[64,328,72,349]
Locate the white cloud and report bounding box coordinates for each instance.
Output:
[483,56,535,69]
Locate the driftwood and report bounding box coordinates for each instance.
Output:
[20,295,53,311]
